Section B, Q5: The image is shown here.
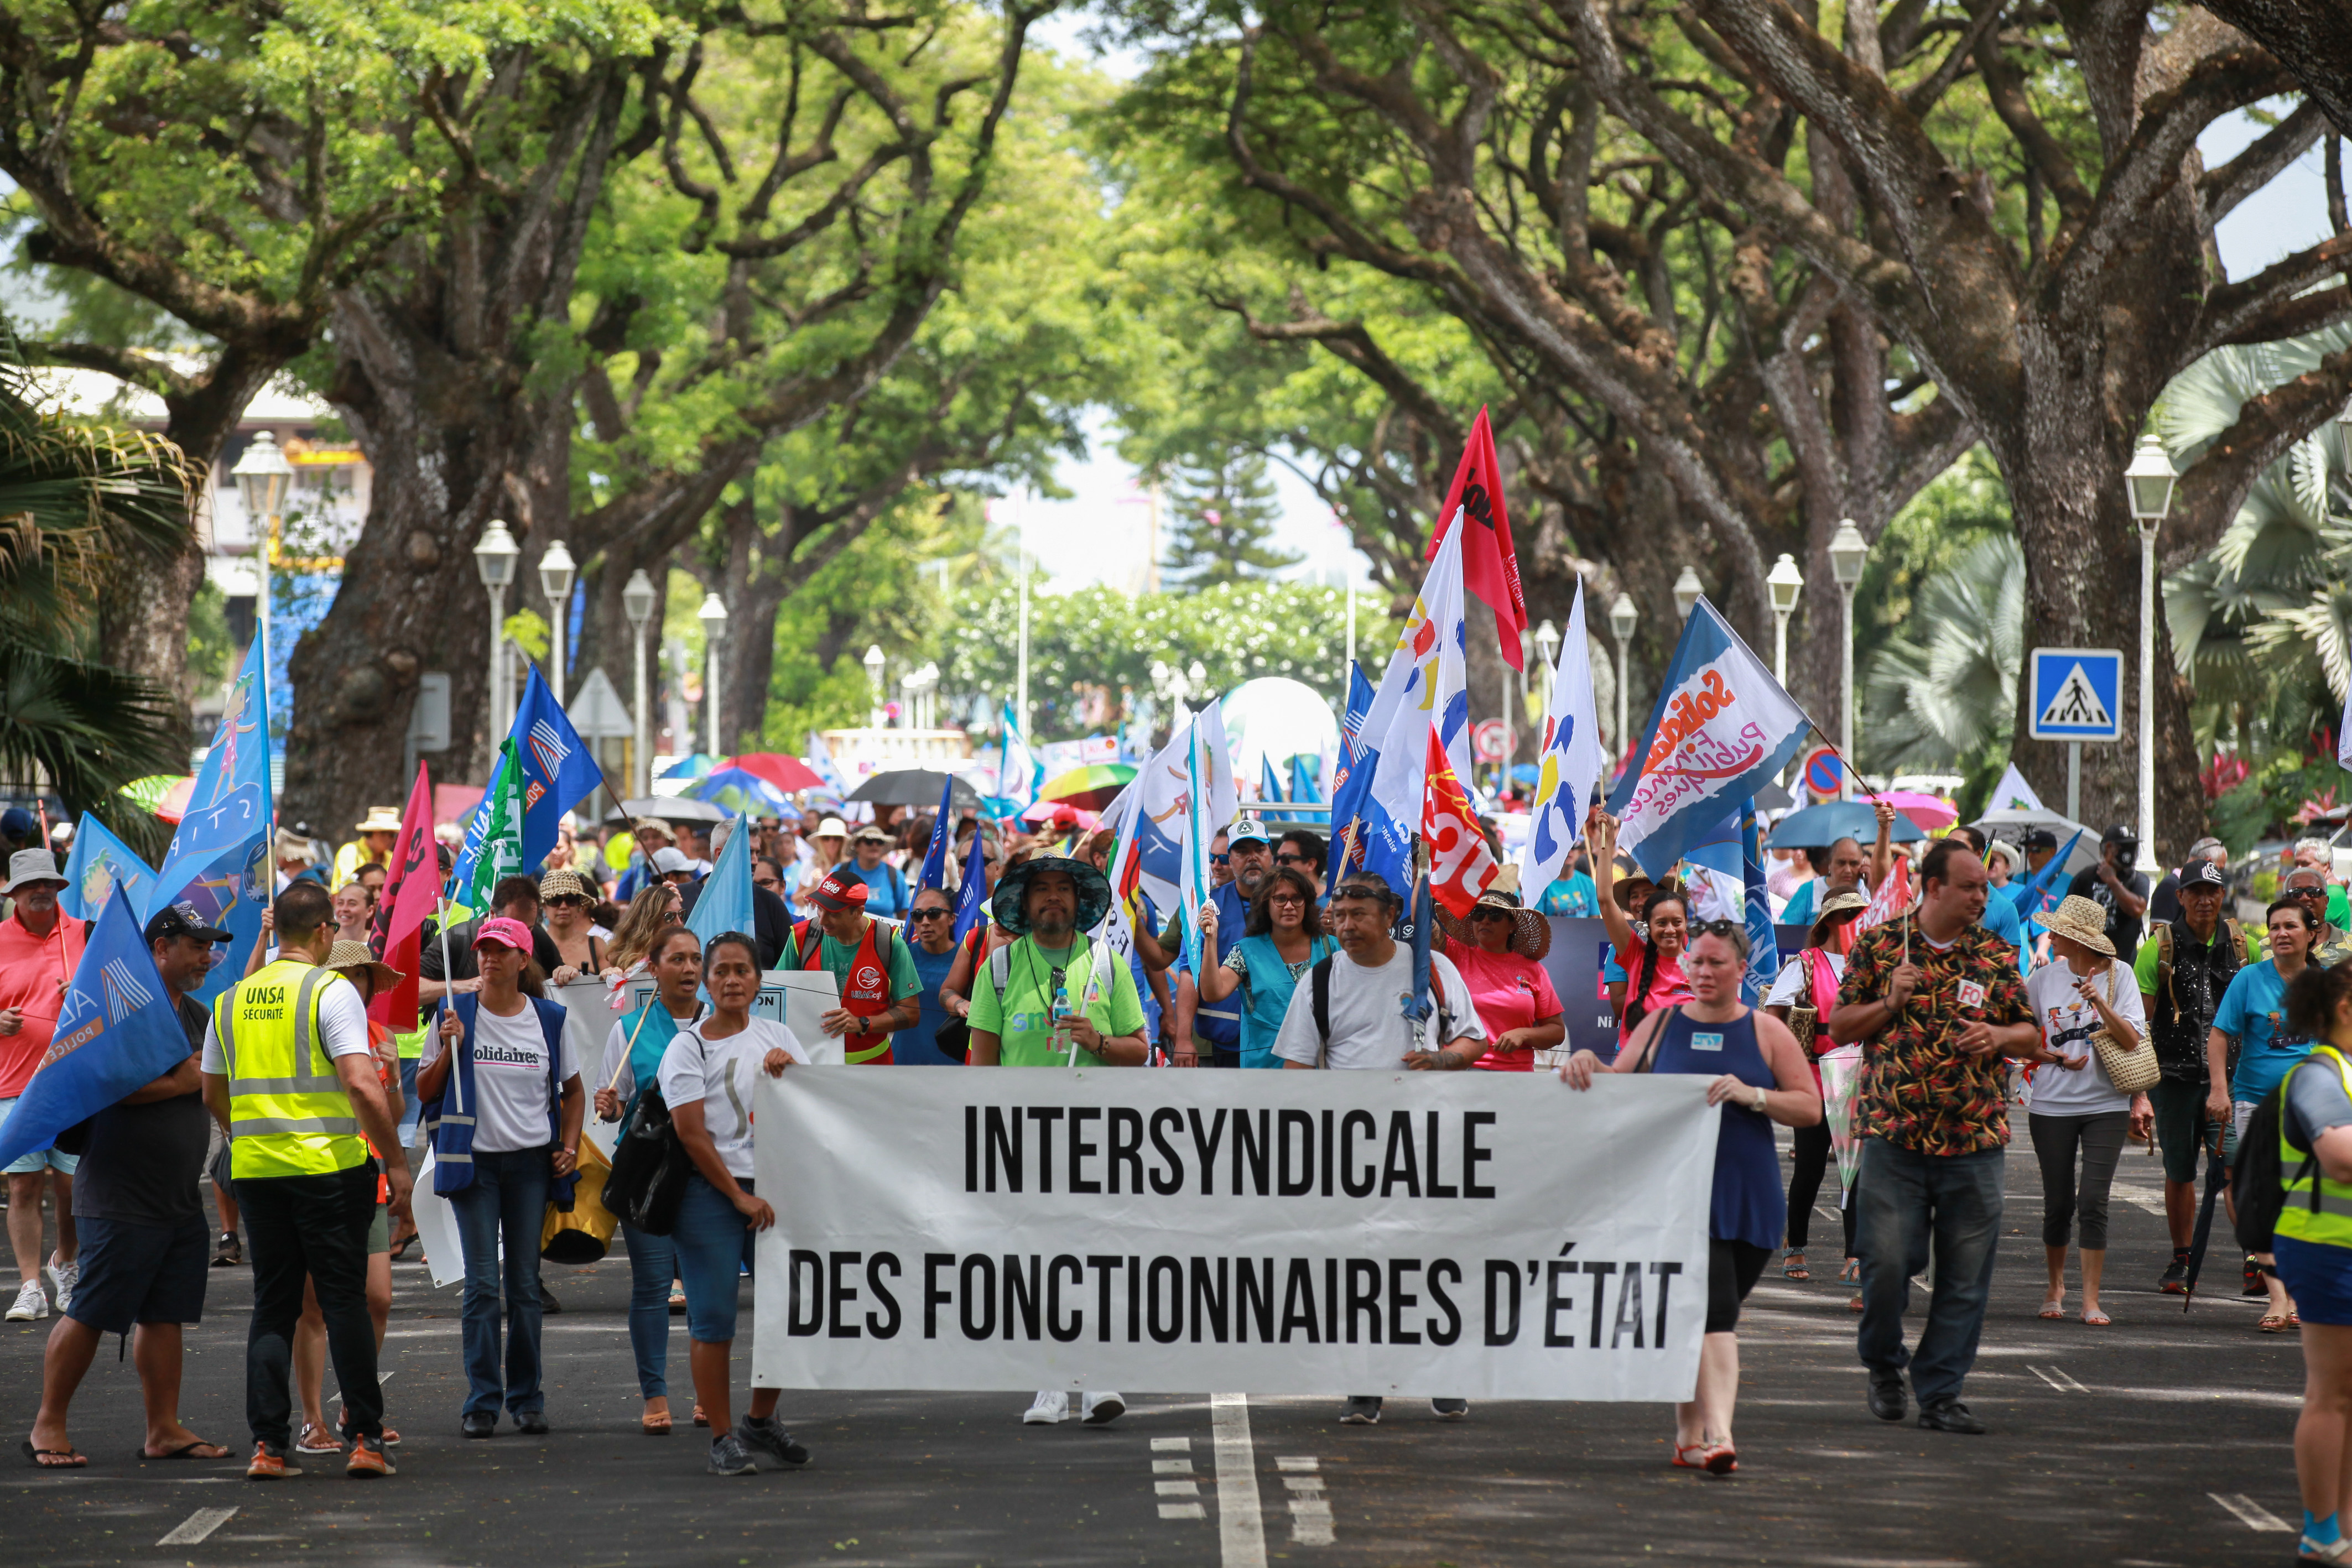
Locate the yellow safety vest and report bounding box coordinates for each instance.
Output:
[2276,1045,2352,1251]
[214,959,367,1180]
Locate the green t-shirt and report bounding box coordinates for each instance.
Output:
[794,921,923,1027]
[969,936,1146,1067]
[2132,920,2264,996]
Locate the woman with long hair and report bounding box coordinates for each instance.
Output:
[606,883,687,977]
[539,869,611,986]
[1196,865,1338,1069]
[2271,961,2352,1564]
[1589,811,1692,1044]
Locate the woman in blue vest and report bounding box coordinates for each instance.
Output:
[1195,866,1337,1069]
[594,927,705,1434]
[1559,923,1821,1477]
[419,918,584,1440]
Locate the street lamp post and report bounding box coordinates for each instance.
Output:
[2126,433,2178,874]
[863,644,887,729]
[696,592,727,757]
[537,539,576,706]
[1672,566,1704,621]
[472,519,521,743]
[230,432,293,674]
[621,569,658,797]
[1826,519,1870,800]
[1766,553,1804,686]
[1607,593,1637,758]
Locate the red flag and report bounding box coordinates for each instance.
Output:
[1423,728,1502,917]
[1428,406,1529,668]
[371,762,437,1032]
[1856,855,1912,936]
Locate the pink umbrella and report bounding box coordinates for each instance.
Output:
[1879,789,1958,832]
[1021,799,1100,830]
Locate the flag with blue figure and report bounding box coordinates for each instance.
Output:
[145,633,272,1002]
[60,816,154,922]
[0,888,194,1170]
[953,825,990,944]
[918,770,959,890]
[1739,797,1782,1003]
[998,701,1043,813]
[2008,829,2083,925]
[507,667,603,871]
[1289,754,1321,805]
[1604,597,1812,881]
[1515,580,1607,896]
[686,811,752,957]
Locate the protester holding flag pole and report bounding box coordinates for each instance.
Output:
[0,847,89,1322]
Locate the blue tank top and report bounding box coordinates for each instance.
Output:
[1646,1006,1786,1249]
[1232,933,1338,1068]
[897,941,964,1066]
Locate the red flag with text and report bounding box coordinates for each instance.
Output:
[1429,406,1528,668]
[370,763,437,1032]
[1855,855,1912,936]
[1423,728,1502,916]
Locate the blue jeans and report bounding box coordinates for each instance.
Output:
[673,1173,756,1345]
[621,1221,677,1398]
[1855,1137,2005,1406]
[449,1146,552,1418]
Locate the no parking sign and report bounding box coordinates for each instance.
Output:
[1798,746,1844,800]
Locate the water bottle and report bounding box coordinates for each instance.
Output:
[1049,983,1074,1060]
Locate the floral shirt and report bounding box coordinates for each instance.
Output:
[1836,915,2033,1157]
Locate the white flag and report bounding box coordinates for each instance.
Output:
[1516,580,1608,894]
[1365,520,1472,831]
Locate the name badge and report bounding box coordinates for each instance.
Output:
[1956,980,1987,1010]
[1690,1032,1724,1053]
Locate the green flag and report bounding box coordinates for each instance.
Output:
[470,740,526,914]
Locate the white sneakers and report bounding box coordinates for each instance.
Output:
[6,1279,48,1321]
[1022,1391,1126,1425]
[44,1255,76,1314]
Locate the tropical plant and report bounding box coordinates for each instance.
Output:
[1859,534,2025,778]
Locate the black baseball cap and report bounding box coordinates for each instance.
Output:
[2019,827,2058,851]
[145,900,233,944]
[2178,861,2226,892]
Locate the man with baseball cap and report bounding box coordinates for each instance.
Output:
[23,902,235,1467]
[784,872,920,1062]
[2134,858,2260,1293]
[838,823,911,919]
[1168,816,1273,1067]
[0,848,90,1322]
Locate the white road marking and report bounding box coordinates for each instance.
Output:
[1154,1458,1195,1474]
[1152,1436,1192,1451]
[1157,1480,1201,1496]
[1283,1476,1325,1493]
[1276,1457,1335,1543]
[1275,1455,1319,1472]
[2210,1492,2294,1531]
[1211,1393,1268,1568]
[158,1507,239,1546]
[1160,1503,1208,1520]
[2027,1364,2089,1393]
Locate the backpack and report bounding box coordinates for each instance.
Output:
[601,1033,704,1236]
[2230,1082,2306,1256]
[2154,918,2246,1019]
[1308,955,1457,1065]
[986,935,1117,1013]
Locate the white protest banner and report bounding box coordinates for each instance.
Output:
[752,1069,1718,1401]
[621,969,844,1063]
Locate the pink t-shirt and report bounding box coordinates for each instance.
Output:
[0,912,89,1098]
[1610,936,1691,1048]
[1443,940,1564,1071]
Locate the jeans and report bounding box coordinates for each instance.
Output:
[673,1173,757,1345]
[449,1146,553,1418]
[1855,1137,2006,1406]
[621,1221,677,1398]
[237,1162,382,1446]
[2028,1110,2130,1251]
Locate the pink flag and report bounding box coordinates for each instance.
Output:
[1855,855,1912,936]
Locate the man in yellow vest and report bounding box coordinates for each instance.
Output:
[200,880,412,1480]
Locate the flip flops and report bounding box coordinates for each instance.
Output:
[22,1441,86,1469]
[141,1439,231,1461]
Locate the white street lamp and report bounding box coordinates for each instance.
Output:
[622,569,658,796]
[1607,592,1637,758]
[1766,552,1804,686]
[863,643,887,729]
[473,518,521,741]
[1826,519,1870,800]
[1672,566,1704,621]
[696,592,728,757]
[231,431,294,682]
[537,539,576,706]
[2126,433,2178,873]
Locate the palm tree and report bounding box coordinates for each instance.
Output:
[0,341,192,819]
[1860,533,2025,773]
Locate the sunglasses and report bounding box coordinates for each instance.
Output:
[1693,919,1745,939]
[1267,893,1306,907]
[544,894,587,908]
[1469,908,1513,923]
[1275,852,1311,865]
[1210,853,1230,866]
[911,907,954,920]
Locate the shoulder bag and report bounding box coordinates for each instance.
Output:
[2088,960,2161,1093]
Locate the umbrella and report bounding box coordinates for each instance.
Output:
[1039,763,1136,813]
[120,774,194,824]
[1971,806,2101,876]
[686,768,799,819]
[603,795,730,826]
[658,753,722,781]
[1879,789,1958,833]
[2182,1131,2232,1311]
[1022,799,1101,830]
[849,768,980,810]
[1765,800,1927,849]
[726,752,825,794]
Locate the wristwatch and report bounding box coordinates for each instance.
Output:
[1751,1085,1768,1113]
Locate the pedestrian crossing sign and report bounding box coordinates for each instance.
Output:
[2028,647,2124,742]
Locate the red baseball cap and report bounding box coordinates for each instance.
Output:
[813,872,868,912]
[472,916,536,952]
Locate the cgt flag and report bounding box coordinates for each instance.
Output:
[0,888,192,1171]
[1428,407,1528,667]
[1424,729,1502,917]
[918,769,959,891]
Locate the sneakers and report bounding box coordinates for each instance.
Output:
[345,1437,395,1478]
[1339,1396,1383,1425]
[245,1442,301,1480]
[1082,1393,1126,1425]
[736,1414,810,1467]
[1430,1399,1469,1420]
[1023,1391,1069,1425]
[6,1279,48,1321]
[2160,1251,2190,1295]
[707,1432,759,1476]
[212,1231,241,1268]
[295,1423,343,1456]
[43,1256,76,1314]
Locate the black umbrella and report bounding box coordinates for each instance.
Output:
[847,768,981,809]
[2181,1130,2231,1310]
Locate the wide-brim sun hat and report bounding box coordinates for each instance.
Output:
[2041,894,2115,957]
[324,939,404,994]
[1435,867,1551,960]
[353,805,403,835]
[992,854,1112,937]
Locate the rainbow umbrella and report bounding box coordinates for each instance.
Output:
[686,767,797,817]
[1038,763,1136,814]
[120,774,195,824]
[726,752,825,794]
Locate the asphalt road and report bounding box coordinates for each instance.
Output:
[0,1133,2312,1568]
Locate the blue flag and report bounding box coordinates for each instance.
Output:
[2008,829,2083,926]
[507,667,602,873]
[688,812,754,955]
[0,888,194,1170]
[1403,862,1434,1029]
[953,827,990,943]
[918,769,958,891]
[444,746,514,907]
[1261,755,1284,805]
[1290,754,1322,805]
[146,633,272,1002]
[1341,661,1376,758]
[60,817,154,923]
[1739,797,1782,1004]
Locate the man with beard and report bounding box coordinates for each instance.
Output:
[1168,817,1272,1067]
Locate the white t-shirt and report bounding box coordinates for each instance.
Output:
[2025,959,2146,1117]
[598,1003,707,1103]
[420,999,581,1154]
[1763,950,1846,1008]
[659,1017,810,1179]
[200,968,373,1072]
[1271,947,1485,1070]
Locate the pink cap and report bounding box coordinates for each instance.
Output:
[472,916,535,953]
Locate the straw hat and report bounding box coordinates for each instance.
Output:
[539,867,591,903]
[324,939,403,994]
[272,828,319,864]
[2041,894,2115,957]
[1436,868,1552,961]
[353,805,403,835]
[992,854,1112,937]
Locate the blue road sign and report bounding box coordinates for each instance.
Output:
[2028,647,2124,742]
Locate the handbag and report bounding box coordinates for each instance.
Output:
[2088,961,2161,1093]
[600,1082,691,1236]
